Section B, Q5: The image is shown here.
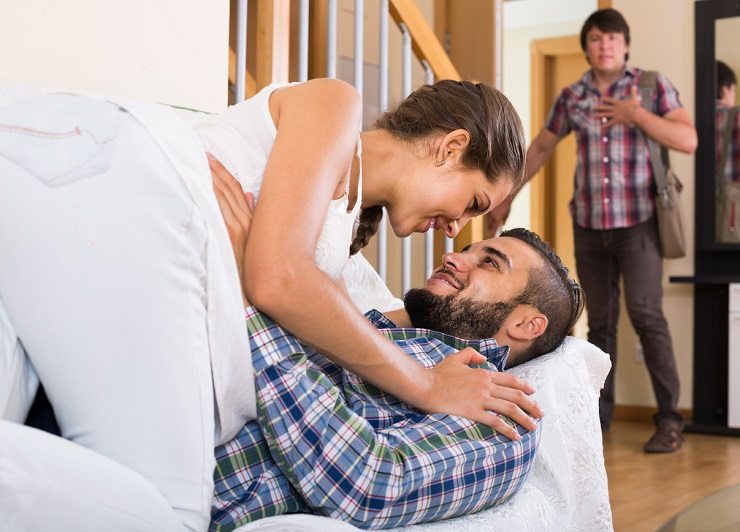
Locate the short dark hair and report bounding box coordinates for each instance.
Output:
[580,8,631,62]
[500,228,585,366]
[717,60,737,99]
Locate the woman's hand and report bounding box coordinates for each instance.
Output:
[209,152,255,307]
[423,347,543,441]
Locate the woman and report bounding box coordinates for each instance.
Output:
[0,78,531,530]
[202,78,536,441]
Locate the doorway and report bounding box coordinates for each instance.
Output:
[530,35,589,336]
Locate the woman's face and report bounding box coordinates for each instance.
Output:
[386,160,513,239]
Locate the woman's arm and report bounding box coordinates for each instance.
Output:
[225,79,541,438]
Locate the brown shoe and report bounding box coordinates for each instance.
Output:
[643,421,684,453]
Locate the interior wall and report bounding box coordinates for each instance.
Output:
[611,0,695,411]
[501,0,597,230]
[0,0,229,112]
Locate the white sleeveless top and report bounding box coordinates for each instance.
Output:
[193,82,362,280]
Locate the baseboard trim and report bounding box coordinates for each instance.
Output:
[613,405,692,423]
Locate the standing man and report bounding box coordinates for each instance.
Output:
[489,8,697,452]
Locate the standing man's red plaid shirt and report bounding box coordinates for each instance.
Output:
[545,66,683,229]
[716,103,740,183]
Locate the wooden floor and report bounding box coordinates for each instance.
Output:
[603,421,740,531]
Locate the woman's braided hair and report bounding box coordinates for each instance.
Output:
[349,79,525,256]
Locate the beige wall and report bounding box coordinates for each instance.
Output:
[0,0,229,112]
[612,0,695,411]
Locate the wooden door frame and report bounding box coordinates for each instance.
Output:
[529,35,584,241]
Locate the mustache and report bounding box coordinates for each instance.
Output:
[432,267,466,289]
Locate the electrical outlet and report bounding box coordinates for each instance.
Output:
[634,343,645,364]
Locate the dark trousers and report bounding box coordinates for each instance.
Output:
[573,217,682,429]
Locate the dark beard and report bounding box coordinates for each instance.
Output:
[403,288,516,340]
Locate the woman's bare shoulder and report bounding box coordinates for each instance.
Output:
[270,78,362,127]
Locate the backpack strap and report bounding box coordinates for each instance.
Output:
[638,71,672,202]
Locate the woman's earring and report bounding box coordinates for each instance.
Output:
[434,148,450,166]
[434,147,446,167]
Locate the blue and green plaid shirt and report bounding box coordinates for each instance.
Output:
[211,308,540,530]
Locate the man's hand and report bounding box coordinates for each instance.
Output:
[424,348,543,441]
[485,195,514,237]
[209,152,255,307]
[594,84,643,128]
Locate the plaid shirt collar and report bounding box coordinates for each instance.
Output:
[580,65,638,96]
[364,308,510,371]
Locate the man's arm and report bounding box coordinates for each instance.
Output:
[632,107,697,154]
[487,128,560,233]
[524,128,561,182]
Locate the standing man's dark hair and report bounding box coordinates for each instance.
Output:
[579,8,631,62]
[717,60,737,99]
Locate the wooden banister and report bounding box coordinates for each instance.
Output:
[389,0,460,81]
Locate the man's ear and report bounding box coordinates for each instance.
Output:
[437,129,471,163]
[503,305,548,342]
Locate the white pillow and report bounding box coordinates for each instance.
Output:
[0,420,182,532]
[0,299,38,423]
